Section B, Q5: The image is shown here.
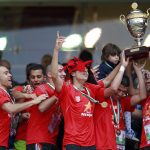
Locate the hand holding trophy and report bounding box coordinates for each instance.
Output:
[120,2,150,61]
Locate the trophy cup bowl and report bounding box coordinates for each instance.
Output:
[120,2,150,60]
[127,18,147,40]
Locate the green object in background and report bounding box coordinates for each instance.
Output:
[14,140,26,150]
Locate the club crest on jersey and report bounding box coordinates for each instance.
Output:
[75,96,80,102]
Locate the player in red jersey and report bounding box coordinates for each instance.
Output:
[12,63,47,150]
[0,65,47,150]
[50,32,131,150]
[94,61,146,150]
[140,70,150,150]
[26,63,65,150]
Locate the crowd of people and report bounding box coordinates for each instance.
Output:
[0,32,150,150]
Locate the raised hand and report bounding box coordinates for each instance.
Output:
[133,60,146,71]
[91,65,99,81]
[120,50,129,68]
[54,31,65,51]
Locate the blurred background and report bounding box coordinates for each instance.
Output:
[0,0,150,83]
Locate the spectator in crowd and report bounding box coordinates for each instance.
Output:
[41,54,52,69]
[79,49,93,62]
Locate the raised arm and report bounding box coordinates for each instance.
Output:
[102,63,121,87]
[103,51,129,98]
[51,32,65,92]
[110,51,129,90]
[130,62,147,106]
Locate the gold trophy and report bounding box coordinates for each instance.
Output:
[120,2,150,60]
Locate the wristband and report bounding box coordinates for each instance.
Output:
[119,65,125,72]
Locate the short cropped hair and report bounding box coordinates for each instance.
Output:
[26,63,46,80]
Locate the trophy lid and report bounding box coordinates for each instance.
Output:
[126,2,148,20]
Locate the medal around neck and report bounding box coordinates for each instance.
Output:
[120,2,150,61]
[100,101,108,108]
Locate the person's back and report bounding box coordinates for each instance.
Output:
[41,54,52,69]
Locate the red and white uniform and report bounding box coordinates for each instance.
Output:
[0,88,13,147]
[94,97,133,150]
[140,96,150,148]
[26,83,62,145]
[56,81,105,147]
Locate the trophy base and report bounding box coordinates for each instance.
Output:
[125,46,150,60]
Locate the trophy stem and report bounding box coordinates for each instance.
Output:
[135,38,142,46]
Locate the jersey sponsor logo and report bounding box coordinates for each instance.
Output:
[81,113,93,117]
[84,101,92,113]
[81,102,93,117]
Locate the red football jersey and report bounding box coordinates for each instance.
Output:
[0,88,13,147]
[56,82,105,147]
[140,96,150,148]
[26,83,62,145]
[15,119,28,141]
[94,97,133,150]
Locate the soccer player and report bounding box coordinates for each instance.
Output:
[50,32,130,150]
[0,65,47,150]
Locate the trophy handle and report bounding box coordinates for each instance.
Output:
[147,8,150,17]
[120,14,126,24]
